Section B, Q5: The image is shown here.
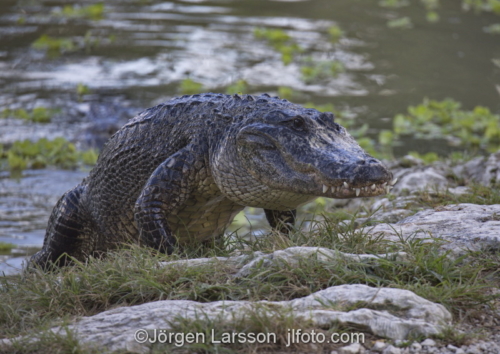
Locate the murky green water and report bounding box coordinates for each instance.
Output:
[1,0,499,273]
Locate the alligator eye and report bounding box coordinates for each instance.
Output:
[291,117,305,131]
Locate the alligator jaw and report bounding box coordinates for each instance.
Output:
[318,177,398,199]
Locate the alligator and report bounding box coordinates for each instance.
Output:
[30,93,394,269]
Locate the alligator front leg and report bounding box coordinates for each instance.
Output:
[264,209,296,235]
[134,145,202,254]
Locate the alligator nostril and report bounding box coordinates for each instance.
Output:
[357,160,366,165]
[367,159,378,164]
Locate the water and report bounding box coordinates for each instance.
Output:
[1,0,499,272]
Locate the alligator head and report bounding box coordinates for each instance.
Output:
[212,99,394,210]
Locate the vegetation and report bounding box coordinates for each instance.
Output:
[380,0,500,26]
[0,208,498,351]
[32,34,76,56]
[0,242,15,255]
[413,183,500,207]
[387,17,413,29]
[76,83,91,100]
[1,107,57,123]
[0,138,98,173]
[54,3,105,21]
[327,25,344,43]
[179,78,203,95]
[300,59,345,84]
[253,27,302,65]
[379,98,500,153]
[225,79,249,95]
[32,31,108,57]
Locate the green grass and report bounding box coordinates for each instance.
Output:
[1,207,497,352]
[414,183,500,207]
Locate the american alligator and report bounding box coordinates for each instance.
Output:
[30,93,394,268]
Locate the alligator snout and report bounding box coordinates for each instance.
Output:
[315,157,394,199]
[348,158,393,186]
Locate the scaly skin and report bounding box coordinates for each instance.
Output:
[30,93,394,268]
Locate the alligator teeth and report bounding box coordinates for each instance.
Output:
[355,188,360,197]
[382,182,387,188]
[331,186,336,193]
[390,177,398,186]
[322,185,328,193]
[371,184,376,191]
[386,186,391,194]
[343,182,349,189]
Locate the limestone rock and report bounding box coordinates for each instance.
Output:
[1,284,451,353]
[366,204,500,253]
[391,167,448,194]
[157,247,407,279]
[453,151,500,186]
[338,342,365,353]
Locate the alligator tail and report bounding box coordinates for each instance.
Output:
[29,185,90,270]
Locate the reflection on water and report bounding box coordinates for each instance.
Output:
[0,0,499,272]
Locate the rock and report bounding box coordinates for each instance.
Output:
[410,342,422,351]
[338,342,365,354]
[366,204,500,253]
[0,283,451,353]
[158,247,407,279]
[421,338,436,346]
[454,151,500,186]
[372,341,388,352]
[382,345,401,354]
[391,167,448,194]
[447,186,471,196]
[399,155,424,168]
[364,208,414,224]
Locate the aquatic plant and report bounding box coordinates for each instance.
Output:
[378,0,410,8]
[327,25,344,43]
[379,98,500,153]
[0,138,98,172]
[253,28,302,66]
[32,35,76,56]
[0,242,15,255]
[277,86,295,100]
[76,83,91,100]
[54,3,105,21]
[32,30,105,58]
[1,107,56,123]
[300,59,344,84]
[179,78,203,95]
[484,23,500,33]
[462,0,500,14]
[225,79,249,95]
[387,17,413,29]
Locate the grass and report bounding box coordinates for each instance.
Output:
[0,204,498,352]
[414,183,500,208]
